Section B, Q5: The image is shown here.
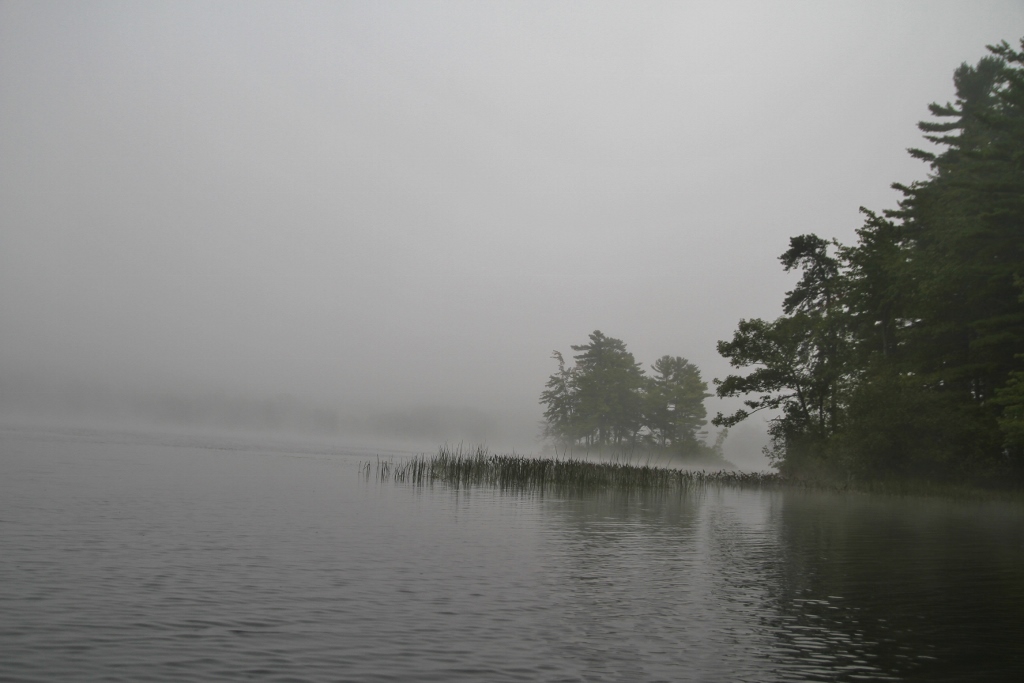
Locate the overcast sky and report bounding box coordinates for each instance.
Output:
[2,1,1023,461]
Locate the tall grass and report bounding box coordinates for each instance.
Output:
[363,445,780,493]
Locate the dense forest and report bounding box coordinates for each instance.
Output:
[540,330,721,459]
[714,39,1024,485]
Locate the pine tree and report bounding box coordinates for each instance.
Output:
[540,332,710,453]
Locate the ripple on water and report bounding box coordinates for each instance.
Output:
[1,427,1023,681]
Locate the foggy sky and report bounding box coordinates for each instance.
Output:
[2,1,1023,464]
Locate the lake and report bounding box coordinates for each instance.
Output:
[1,425,1022,682]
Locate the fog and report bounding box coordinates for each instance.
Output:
[2,1,1022,466]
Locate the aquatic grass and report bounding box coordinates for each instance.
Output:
[364,445,782,493]
[361,447,1024,500]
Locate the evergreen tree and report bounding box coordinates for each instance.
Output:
[715,38,1024,482]
[570,331,646,447]
[713,236,849,469]
[860,40,1024,477]
[539,350,579,448]
[645,356,710,450]
[540,332,712,454]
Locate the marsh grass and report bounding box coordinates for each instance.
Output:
[363,445,780,493]
[363,447,1024,501]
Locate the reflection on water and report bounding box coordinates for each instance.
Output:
[768,492,1024,681]
[1,426,1022,681]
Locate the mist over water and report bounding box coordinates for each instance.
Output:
[0,372,527,454]
[3,2,1023,468]
[4,6,1024,677]
[3,427,1022,681]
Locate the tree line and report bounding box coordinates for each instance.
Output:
[713,39,1024,484]
[540,330,716,457]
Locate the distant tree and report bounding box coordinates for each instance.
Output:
[540,332,711,453]
[539,350,579,448]
[570,331,646,447]
[645,356,710,450]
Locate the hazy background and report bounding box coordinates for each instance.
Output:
[2,1,1022,466]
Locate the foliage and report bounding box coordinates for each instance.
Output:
[715,38,1024,484]
[569,330,646,447]
[646,355,710,449]
[714,236,848,470]
[540,331,712,456]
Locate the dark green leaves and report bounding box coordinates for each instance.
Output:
[714,37,1024,483]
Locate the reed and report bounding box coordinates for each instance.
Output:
[365,445,782,493]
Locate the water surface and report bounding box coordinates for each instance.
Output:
[1,426,1022,681]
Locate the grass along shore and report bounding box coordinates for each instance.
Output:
[363,446,1024,501]
[363,445,779,493]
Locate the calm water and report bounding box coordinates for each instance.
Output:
[2,426,1023,682]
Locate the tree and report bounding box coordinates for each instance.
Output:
[715,39,1024,482]
[991,278,1024,453]
[570,331,646,447]
[539,351,579,448]
[893,49,1024,409]
[871,40,1024,477]
[713,236,849,469]
[645,356,710,450]
[539,332,712,454]
[840,208,908,365]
